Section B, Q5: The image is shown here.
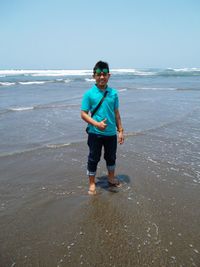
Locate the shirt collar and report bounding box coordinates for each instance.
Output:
[94,84,109,92]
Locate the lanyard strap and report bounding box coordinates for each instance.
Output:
[91,90,108,117]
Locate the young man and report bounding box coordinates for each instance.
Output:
[81,61,124,195]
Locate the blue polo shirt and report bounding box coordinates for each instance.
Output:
[81,84,119,136]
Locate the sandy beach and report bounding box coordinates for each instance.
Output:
[1,134,200,267]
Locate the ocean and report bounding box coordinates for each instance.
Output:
[1,68,200,266]
[1,68,200,160]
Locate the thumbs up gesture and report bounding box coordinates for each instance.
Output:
[96,118,107,130]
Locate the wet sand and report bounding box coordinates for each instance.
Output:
[0,136,200,267]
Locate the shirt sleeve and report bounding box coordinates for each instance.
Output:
[81,91,90,111]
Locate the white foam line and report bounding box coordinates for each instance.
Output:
[118,88,127,92]
[0,82,16,86]
[10,106,34,111]
[0,69,92,76]
[19,81,47,85]
[46,143,71,148]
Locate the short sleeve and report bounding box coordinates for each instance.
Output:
[81,92,90,111]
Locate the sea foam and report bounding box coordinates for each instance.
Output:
[9,107,34,111]
[0,68,200,78]
[19,81,47,85]
[0,82,16,86]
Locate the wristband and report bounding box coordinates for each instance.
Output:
[117,127,124,132]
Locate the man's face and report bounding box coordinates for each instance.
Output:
[93,68,110,88]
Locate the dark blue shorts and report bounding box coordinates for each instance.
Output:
[87,133,117,176]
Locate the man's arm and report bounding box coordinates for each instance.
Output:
[81,110,107,131]
[115,109,124,144]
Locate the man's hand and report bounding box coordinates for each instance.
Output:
[96,119,107,130]
[118,131,124,144]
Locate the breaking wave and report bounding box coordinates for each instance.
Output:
[0,68,200,79]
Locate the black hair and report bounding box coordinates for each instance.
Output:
[93,61,109,74]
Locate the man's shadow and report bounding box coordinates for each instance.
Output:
[96,174,131,193]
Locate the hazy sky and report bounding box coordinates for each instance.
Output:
[1,0,200,69]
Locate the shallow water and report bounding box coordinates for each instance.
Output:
[1,70,200,157]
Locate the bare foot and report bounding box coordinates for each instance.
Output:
[108,178,121,187]
[88,184,96,195]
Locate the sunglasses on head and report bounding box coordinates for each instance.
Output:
[95,68,109,75]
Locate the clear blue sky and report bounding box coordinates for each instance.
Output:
[1,0,200,69]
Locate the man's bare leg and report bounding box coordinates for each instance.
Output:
[108,170,121,187]
[108,169,115,182]
[88,175,96,195]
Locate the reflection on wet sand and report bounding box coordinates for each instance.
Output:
[0,138,200,266]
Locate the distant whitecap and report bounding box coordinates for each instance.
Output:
[85,78,95,82]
